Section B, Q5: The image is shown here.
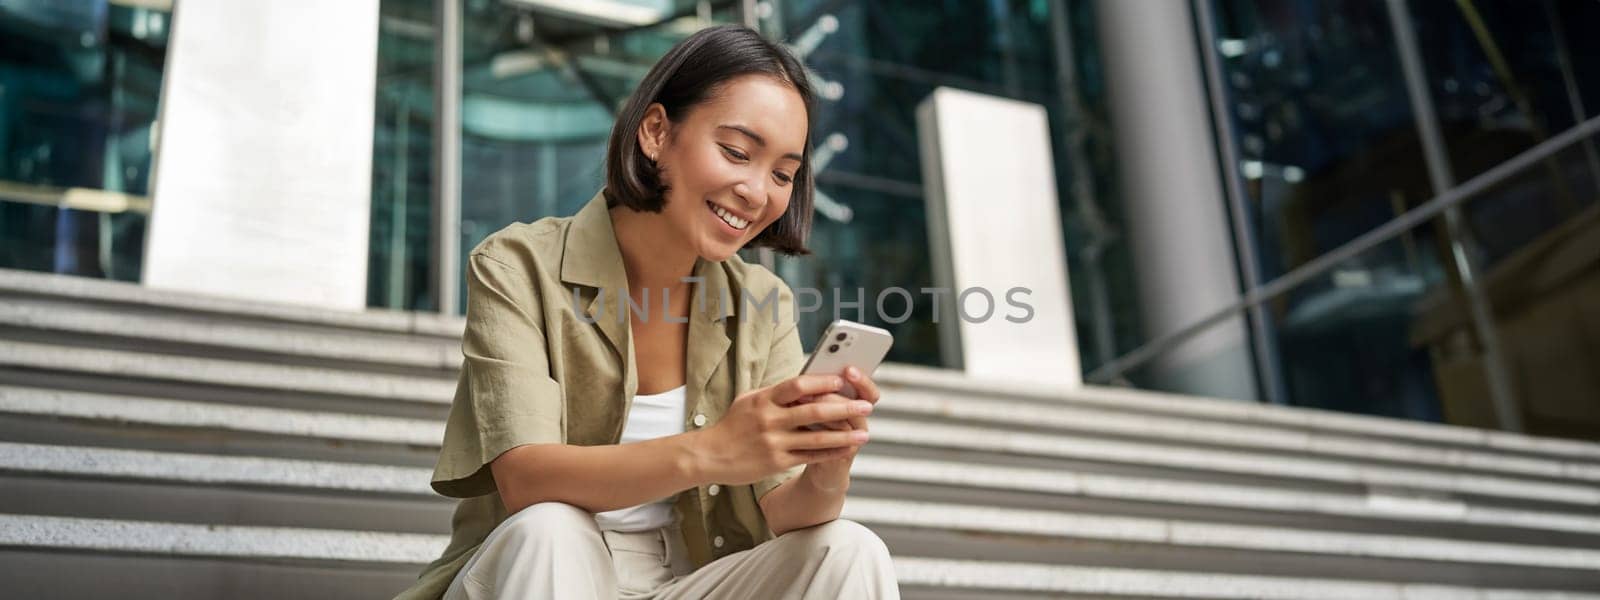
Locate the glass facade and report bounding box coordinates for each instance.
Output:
[365,0,1127,369]
[3,0,1597,438]
[0,0,169,282]
[453,0,742,313]
[1206,0,1429,283]
[758,0,1130,366]
[370,0,437,311]
[1189,0,1600,437]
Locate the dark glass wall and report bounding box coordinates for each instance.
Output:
[369,0,1130,372]
[0,1,169,282]
[1198,0,1600,437]
[369,0,437,311]
[766,0,1130,366]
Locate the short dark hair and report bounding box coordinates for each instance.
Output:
[604,24,815,256]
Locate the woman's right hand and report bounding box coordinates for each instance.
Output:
[689,374,874,486]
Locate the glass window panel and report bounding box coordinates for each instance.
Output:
[779,0,1057,97]
[767,185,939,366]
[369,0,437,311]
[766,1,1132,370]
[1450,128,1600,438]
[1267,225,1451,422]
[1202,0,1430,283]
[0,1,170,282]
[1407,0,1587,181]
[453,1,743,312]
[1462,130,1600,272]
[1259,139,1598,434]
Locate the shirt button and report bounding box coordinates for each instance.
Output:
[708,484,721,496]
[692,414,707,427]
[713,536,725,548]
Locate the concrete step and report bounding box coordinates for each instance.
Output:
[6,442,1600,572]
[7,382,1598,526]
[2,514,1598,599]
[8,267,1600,595]
[8,367,1589,513]
[0,295,457,375]
[11,265,1598,468]
[862,419,1600,507]
[0,549,424,600]
[0,342,455,407]
[880,386,1600,483]
[0,268,464,340]
[0,385,442,447]
[889,556,1600,600]
[10,298,1598,492]
[875,363,1600,462]
[6,386,1600,542]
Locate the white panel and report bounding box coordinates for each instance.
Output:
[916,87,1081,388]
[144,0,380,310]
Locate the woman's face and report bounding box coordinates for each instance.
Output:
[640,74,808,262]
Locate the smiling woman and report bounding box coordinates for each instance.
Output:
[394,24,899,600]
[611,73,812,269]
[603,30,816,260]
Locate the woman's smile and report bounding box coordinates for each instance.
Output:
[706,199,752,237]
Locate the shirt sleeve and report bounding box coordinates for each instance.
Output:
[752,280,807,502]
[431,252,565,499]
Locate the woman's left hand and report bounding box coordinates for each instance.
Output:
[792,366,880,487]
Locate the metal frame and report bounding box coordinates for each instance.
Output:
[1089,0,1596,430]
[1542,0,1600,197]
[1088,113,1600,386]
[431,0,463,315]
[1384,0,1521,431]
[1189,0,1288,405]
[1044,0,1122,372]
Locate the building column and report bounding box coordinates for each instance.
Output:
[1094,0,1258,400]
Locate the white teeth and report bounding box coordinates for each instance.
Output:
[711,203,749,230]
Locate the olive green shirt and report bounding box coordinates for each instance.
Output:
[394,190,807,600]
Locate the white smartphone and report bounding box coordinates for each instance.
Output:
[795,320,894,429]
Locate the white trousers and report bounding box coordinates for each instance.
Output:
[442,501,900,599]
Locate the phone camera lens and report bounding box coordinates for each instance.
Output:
[834,332,847,341]
[827,344,840,353]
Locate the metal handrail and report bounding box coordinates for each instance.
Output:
[1087,113,1600,385]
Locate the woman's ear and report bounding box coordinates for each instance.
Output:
[636,103,670,163]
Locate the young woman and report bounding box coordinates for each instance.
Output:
[394,25,899,600]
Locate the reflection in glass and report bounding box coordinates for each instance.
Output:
[370,0,437,310]
[1412,130,1600,437]
[453,0,741,312]
[1204,0,1430,283]
[371,1,1120,375]
[1405,0,1600,270]
[1271,230,1448,422]
[1197,0,1600,436]
[772,185,939,365]
[0,2,169,282]
[766,0,1128,367]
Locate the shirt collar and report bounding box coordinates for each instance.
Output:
[560,190,738,324]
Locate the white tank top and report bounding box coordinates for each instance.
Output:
[593,384,688,532]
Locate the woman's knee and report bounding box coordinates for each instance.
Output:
[496,501,599,547]
[457,502,611,597]
[786,518,891,559]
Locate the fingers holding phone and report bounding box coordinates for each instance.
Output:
[788,366,880,432]
[796,320,892,432]
[788,391,867,432]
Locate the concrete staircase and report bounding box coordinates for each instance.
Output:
[3,267,1600,599]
